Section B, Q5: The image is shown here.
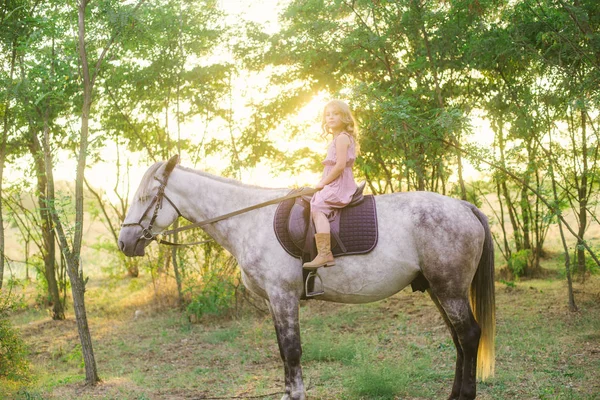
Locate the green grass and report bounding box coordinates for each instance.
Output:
[3,267,600,399]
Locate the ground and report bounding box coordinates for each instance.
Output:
[4,267,600,399]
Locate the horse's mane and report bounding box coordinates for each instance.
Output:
[176,164,274,190]
[136,162,274,201]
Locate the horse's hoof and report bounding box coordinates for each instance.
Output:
[280,393,305,400]
[280,390,306,400]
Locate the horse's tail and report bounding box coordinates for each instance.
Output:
[469,205,496,381]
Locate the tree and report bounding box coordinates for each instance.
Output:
[236,0,502,195]
[0,0,30,289]
[476,0,600,280]
[2,0,79,318]
[38,0,148,385]
[93,0,228,302]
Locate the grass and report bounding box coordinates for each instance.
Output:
[3,266,600,399]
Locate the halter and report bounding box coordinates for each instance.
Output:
[121,173,183,245]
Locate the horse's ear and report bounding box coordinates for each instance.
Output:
[165,155,179,175]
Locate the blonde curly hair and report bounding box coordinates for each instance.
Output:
[321,99,358,139]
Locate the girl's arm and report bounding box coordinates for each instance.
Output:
[316,134,351,189]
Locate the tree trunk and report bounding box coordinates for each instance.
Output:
[576,109,588,280]
[0,111,6,290]
[548,132,577,312]
[0,45,17,289]
[171,221,184,307]
[455,147,468,200]
[70,0,99,384]
[497,128,523,250]
[495,181,512,262]
[532,169,544,270]
[29,130,65,319]
[520,174,533,274]
[67,253,99,383]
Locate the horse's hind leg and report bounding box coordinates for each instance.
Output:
[267,292,306,400]
[428,291,464,400]
[431,291,481,400]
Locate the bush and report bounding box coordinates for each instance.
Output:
[0,289,30,385]
[508,249,531,278]
[586,256,599,275]
[186,277,236,319]
[186,255,239,320]
[0,317,30,382]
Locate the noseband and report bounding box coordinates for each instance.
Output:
[121,173,183,244]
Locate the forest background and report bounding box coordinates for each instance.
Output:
[0,0,599,399]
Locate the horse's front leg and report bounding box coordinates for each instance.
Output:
[267,290,305,400]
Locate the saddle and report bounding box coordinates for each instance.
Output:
[274,183,379,298]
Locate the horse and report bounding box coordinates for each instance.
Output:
[118,155,496,400]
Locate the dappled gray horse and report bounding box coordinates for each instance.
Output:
[119,156,495,400]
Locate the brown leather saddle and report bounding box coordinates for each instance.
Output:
[273,183,379,297]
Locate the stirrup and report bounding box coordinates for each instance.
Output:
[304,270,324,297]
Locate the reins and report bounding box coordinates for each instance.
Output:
[122,165,317,248]
[157,187,318,246]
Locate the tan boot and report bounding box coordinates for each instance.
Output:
[303,233,336,269]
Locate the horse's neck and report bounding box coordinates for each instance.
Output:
[170,167,284,255]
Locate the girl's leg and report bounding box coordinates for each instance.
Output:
[312,211,330,234]
[303,211,335,269]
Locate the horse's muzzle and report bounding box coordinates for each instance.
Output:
[118,230,147,257]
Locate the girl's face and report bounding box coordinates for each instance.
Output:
[324,106,344,133]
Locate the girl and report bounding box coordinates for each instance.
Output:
[303,100,358,270]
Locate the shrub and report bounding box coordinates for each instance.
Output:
[186,270,237,320]
[0,317,30,382]
[0,289,30,385]
[508,249,531,278]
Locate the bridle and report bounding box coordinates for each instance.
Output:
[121,163,319,248]
[121,170,189,247]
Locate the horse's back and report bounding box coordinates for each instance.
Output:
[315,191,486,303]
[379,191,486,292]
[375,191,484,242]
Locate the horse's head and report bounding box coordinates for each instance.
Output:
[119,155,181,257]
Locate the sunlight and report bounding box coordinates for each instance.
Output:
[218,0,281,33]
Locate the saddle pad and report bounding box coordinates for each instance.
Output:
[274,193,378,259]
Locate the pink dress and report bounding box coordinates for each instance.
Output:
[310,132,357,219]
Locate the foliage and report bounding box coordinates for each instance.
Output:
[0,318,29,381]
[0,291,30,383]
[186,278,235,319]
[508,249,531,278]
[236,0,501,194]
[585,251,600,275]
[185,256,238,320]
[99,0,229,161]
